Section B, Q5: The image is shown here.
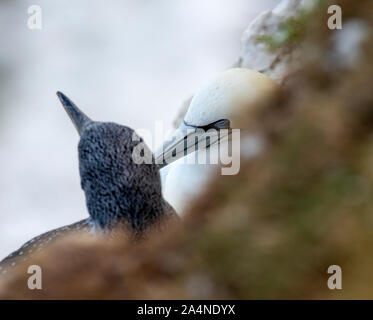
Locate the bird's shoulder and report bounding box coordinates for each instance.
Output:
[0,219,92,270]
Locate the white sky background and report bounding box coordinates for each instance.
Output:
[0,0,277,259]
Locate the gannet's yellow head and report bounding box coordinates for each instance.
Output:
[155,68,278,167]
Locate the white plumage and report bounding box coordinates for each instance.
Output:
[157,68,278,215]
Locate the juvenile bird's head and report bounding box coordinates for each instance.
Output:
[56,92,167,234]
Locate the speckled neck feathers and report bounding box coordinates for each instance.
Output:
[79,122,171,233]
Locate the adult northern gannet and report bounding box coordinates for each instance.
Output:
[155,68,278,214]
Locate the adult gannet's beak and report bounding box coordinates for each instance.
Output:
[56,91,92,136]
[154,119,231,169]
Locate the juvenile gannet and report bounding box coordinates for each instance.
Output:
[0,92,175,273]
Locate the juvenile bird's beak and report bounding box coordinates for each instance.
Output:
[154,120,230,169]
[56,91,92,136]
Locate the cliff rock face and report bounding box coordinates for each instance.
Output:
[240,0,313,83]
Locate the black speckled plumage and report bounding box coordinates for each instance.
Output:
[0,219,91,272]
[0,92,176,273]
[78,120,175,232]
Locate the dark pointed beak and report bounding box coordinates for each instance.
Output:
[56,91,92,136]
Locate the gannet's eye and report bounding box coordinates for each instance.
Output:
[184,119,231,131]
[211,119,230,129]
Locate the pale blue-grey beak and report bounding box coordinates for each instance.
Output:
[154,119,230,169]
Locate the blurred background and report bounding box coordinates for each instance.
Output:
[0,1,277,259]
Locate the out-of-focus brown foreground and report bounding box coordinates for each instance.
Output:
[2,0,373,299]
